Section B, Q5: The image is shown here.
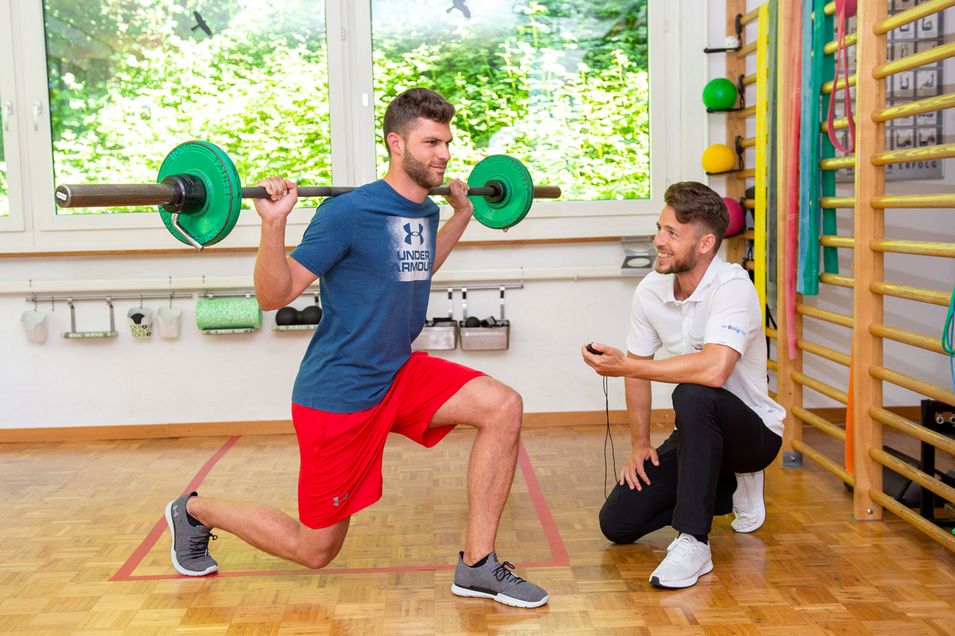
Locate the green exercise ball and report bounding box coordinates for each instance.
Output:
[702,78,738,111]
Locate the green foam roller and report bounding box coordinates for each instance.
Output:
[195,297,262,331]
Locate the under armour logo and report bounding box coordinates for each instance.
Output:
[332,492,350,507]
[403,222,424,246]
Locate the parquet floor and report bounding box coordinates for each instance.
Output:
[1,422,954,635]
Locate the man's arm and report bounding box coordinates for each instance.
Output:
[584,342,740,388]
[252,177,318,310]
[619,354,660,490]
[433,179,474,272]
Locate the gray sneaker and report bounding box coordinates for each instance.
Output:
[164,492,218,576]
[451,551,549,608]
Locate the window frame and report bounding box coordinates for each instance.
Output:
[1,0,708,253]
[0,0,27,237]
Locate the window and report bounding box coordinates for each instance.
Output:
[0,90,8,218]
[1,1,702,251]
[43,0,331,215]
[371,0,649,202]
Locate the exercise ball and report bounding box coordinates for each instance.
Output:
[702,78,738,111]
[300,305,323,325]
[701,144,737,174]
[723,197,745,237]
[275,306,299,326]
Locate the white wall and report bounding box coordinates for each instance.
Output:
[0,241,662,429]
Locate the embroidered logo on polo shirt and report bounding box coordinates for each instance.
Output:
[721,323,745,336]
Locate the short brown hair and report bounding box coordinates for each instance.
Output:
[383,88,455,151]
[663,181,729,250]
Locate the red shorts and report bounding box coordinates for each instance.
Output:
[292,352,485,529]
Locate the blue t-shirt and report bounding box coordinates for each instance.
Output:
[289,179,439,413]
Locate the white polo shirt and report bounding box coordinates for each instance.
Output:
[626,255,785,437]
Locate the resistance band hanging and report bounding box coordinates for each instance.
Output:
[798,0,822,296]
[819,0,841,276]
[753,1,771,325]
[782,0,802,360]
[765,0,780,315]
[825,0,857,153]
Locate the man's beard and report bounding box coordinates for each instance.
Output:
[654,249,698,274]
[402,148,444,189]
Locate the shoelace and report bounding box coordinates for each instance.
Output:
[187,529,217,557]
[665,536,698,564]
[492,561,527,586]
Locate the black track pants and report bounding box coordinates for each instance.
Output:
[599,383,782,543]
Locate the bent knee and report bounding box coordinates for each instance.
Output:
[672,383,720,410]
[599,506,638,545]
[299,547,338,570]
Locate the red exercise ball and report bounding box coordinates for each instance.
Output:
[723,197,745,237]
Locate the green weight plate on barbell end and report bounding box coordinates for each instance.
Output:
[468,155,534,230]
[157,140,242,247]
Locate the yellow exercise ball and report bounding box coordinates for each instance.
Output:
[701,144,737,174]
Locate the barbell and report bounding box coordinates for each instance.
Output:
[53,140,562,250]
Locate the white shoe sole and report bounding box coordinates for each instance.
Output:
[649,560,714,589]
[731,471,766,533]
[451,584,549,608]
[164,501,218,577]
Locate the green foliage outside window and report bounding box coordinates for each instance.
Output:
[42,0,649,215]
[45,0,331,214]
[373,0,650,201]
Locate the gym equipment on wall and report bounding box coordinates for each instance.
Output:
[53,140,562,249]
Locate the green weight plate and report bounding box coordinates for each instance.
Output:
[157,140,242,247]
[468,155,534,230]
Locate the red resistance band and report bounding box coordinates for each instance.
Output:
[826,0,857,153]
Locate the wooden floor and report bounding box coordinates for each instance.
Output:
[1,422,954,635]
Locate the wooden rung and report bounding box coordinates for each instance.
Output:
[820,273,854,288]
[792,437,854,486]
[874,91,955,123]
[872,143,955,165]
[736,41,757,58]
[796,303,855,328]
[870,280,951,306]
[871,239,955,257]
[824,31,858,56]
[820,156,856,170]
[822,116,850,132]
[870,323,947,355]
[870,366,955,406]
[792,405,847,441]
[871,448,955,505]
[740,6,760,26]
[822,73,856,95]
[742,72,757,86]
[767,358,778,372]
[792,370,849,405]
[820,196,855,208]
[870,406,955,456]
[874,41,955,79]
[739,136,756,148]
[872,193,955,208]
[875,0,955,35]
[870,489,955,553]
[820,235,855,248]
[797,338,851,366]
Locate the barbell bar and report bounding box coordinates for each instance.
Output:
[53,140,561,250]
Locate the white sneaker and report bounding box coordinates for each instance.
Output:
[649,533,713,589]
[731,470,766,533]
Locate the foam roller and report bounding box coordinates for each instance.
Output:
[195,297,262,330]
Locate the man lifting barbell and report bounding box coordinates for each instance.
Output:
[162,88,549,608]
